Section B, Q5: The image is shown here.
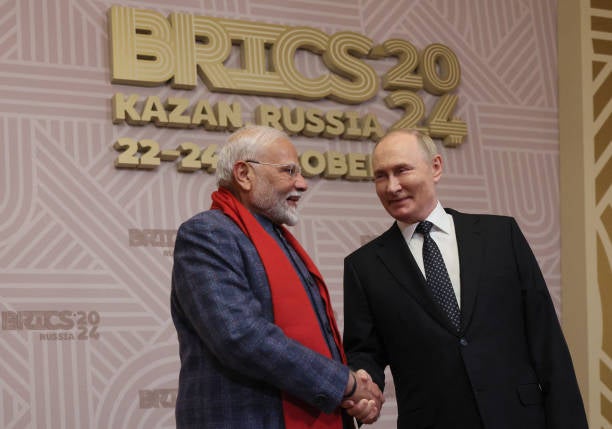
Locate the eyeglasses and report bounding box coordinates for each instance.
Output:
[245,160,302,178]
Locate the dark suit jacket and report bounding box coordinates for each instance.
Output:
[343,209,588,429]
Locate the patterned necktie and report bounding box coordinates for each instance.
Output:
[415,221,461,331]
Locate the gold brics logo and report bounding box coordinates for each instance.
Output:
[108,6,467,178]
[108,6,379,103]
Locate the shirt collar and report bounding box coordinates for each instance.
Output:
[397,201,450,240]
[254,213,277,235]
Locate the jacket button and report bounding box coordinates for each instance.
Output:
[459,337,468,346]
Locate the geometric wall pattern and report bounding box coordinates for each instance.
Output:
[590,0,612,426]
[0,0,564,427]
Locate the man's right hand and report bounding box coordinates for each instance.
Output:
[340,369,384,424]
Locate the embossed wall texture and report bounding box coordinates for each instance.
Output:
[0,0,561,428]
[590,0,612,424]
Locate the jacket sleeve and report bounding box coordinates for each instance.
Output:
[511,218,588,428]
[171,214,349,413]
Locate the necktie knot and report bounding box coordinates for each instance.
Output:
[416,220,433,235]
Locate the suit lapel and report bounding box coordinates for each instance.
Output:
[447,209,483,332]
[374,223,454,330]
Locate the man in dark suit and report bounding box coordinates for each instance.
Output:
[343,129,588,428]
[171,125,382,429]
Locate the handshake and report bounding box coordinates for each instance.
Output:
[341,369,385,424]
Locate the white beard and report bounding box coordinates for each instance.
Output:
[251,179,301,226]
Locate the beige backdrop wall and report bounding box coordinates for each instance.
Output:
[559,0,611,427]
[1,0,568,428]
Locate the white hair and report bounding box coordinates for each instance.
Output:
[216,125,290,188]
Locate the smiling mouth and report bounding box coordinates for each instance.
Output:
[388,195,411,203]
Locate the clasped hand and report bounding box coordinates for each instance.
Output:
[341,369,384,424]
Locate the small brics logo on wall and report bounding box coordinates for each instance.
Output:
[129,229,177,257]
[2,310,101,341]
[139,389,178,409]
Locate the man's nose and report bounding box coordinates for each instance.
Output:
[386,175,401,193]
[294,172,308,191]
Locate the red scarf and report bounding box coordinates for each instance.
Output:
[211,187,345,429]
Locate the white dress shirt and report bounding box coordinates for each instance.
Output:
[397,202,461,307]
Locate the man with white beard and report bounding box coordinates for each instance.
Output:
[170,125,383,429]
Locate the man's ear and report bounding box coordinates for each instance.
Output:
[432,154,443,183]
[233,161,253,191]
